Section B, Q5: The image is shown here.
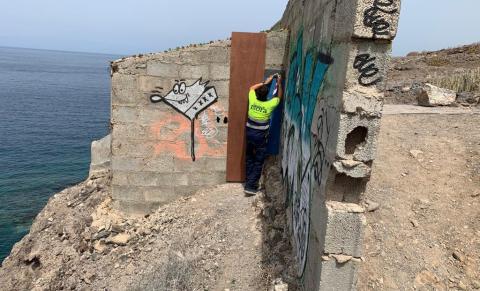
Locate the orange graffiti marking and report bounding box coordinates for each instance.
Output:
[150,110,226,160]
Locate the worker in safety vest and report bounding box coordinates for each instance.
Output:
[244,74,283,196]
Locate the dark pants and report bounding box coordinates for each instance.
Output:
[245,127,268,191]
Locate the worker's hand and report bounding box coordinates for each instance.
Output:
[276,74,282,81]
[265,75,274,84]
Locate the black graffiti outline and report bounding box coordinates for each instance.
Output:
[353,53,382,86]
[363,0,398,38]
[150,78,218,161]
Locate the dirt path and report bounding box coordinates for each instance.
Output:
[382,104,480,115]
[358,112,480,290]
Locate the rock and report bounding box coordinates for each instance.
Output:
[409,150,424,159]
[472,280,480,289]
[111,223,124,233]
[471,193,480,198]
[410,219,419,227]
[416,83,456,106]
[366,200,380,212]
[271,278,288,291]
[458,281,467,290]
[94,230,111,240]
[457,92,480,105]
[331,254,352,264]
[107,233,131,246]
[452,251,464,262]
[93,241,107,253]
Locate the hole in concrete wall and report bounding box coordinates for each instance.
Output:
[345,126,368,155]
[326,171,366,203]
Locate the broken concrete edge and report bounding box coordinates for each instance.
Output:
[89,134,112,179]
[110,28,290,72]
[333,160,372,178]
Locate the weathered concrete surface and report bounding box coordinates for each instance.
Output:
[110,31,289,215]
[275,0,401,289]
[89,134,111,178]
[416,83,456,107]
[110,40,232,214]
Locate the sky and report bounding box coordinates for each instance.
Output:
[0,0,479,57]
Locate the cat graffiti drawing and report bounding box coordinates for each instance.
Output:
[150,78,218,161]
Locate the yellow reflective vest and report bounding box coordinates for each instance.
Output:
[247,90,280,122]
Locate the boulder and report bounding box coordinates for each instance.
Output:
[416,83,456,107]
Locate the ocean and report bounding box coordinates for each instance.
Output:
[0,47,119,262]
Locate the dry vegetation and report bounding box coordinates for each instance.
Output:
[431,68,480,93]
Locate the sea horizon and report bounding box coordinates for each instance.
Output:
[0,46,118,262]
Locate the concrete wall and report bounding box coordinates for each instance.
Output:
[110,41,231,214]
[110,32,288,214]
[275,0,401,289]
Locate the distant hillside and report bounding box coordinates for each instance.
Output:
[385,43,480,105]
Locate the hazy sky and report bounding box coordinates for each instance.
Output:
[1,0,478,56]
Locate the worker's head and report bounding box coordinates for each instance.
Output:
[255,84,269,101]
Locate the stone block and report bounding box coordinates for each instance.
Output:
[211,80,230,99]
[174,185,202,197]
[352,0,401,40]
[189,171,226,186]
[205,157,227,172]
[127,172,160,187]
[146,61,180,78]
[137,107,175,126]
[266,48,286,67]
[111,139,156,158]
[266,30,288,50]
[143,156,176,172]
[137,76,174,94]
[143,186,178,203]
[336,113,381,162]
[112,171,129,186]
[112,124,149,141]
[112,185,144,202]
[179,64,209,80]
[111,106,139,124]
[318,258,361,290]
[111,73,140,106]
[112,157,146,172]
[322,201,366,257]
[114,199,160,216]
[209,64,230,80]
[345,41,391,91]
[342,87,383,117]
[180,46,230,64]
[173,157,208,173]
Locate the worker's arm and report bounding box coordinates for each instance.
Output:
[249,75,275,91]
[277,75,283,100]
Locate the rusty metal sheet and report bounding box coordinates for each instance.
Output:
[226,32,266,182]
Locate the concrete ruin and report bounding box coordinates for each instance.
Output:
[100,0,401,289]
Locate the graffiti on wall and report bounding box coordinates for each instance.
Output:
[363,0,398,38]
[149,106,226,160]
[353,53,382,86]
[281,31,334,276]
[150,78,219,161]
